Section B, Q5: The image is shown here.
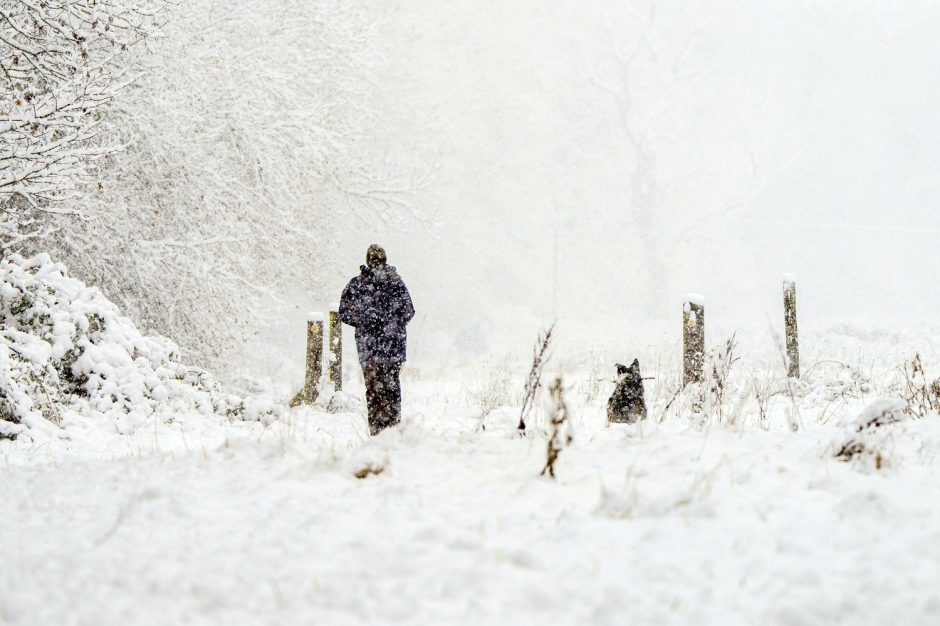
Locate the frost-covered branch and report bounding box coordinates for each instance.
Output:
[0,0,168,217]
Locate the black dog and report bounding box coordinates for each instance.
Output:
[607,359,648,424]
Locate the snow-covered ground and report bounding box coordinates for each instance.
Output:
[4,369,940,625]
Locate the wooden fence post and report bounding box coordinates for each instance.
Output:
[683,295,705,386]
[303,313,324,404]
[783,276,800,379]
[328,307,343,391]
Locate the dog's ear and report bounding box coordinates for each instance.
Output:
[616,363,628,375]
[627,359,640,376]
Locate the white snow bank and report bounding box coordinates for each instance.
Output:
[0,253,268,442]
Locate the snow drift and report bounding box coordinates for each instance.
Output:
[0,254,261,441]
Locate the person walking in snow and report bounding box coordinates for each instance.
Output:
[339,244,415,435]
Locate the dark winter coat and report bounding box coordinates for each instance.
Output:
[339,265,415,364]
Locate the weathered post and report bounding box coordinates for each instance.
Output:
[303,313,324,404]
[328,306,343,391]
[783,275,800,379]
[683,295,705,386]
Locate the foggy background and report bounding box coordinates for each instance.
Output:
[321,0,940,373]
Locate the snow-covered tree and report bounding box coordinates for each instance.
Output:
[0,0,168,240]
[18,0,431,376]
[589,2,785,309]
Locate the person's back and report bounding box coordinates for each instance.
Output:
[338,245,415,435]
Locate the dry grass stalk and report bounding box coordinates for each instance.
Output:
[750,370,780,429]
[901,353,940,418]
[704,334,740,423]
[540,377,572,479]
[517,322,555,433]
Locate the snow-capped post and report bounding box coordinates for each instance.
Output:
[328,305,343,391]
[683,295,705,386]
[303,313,325,404]
[783,276,800,379]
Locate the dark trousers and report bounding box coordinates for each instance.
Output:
[363,362,403,435]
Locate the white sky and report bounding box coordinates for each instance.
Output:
[334,0,940,366]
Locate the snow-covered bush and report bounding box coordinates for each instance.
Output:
[834,399,912,469]
[0,253,259,441]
